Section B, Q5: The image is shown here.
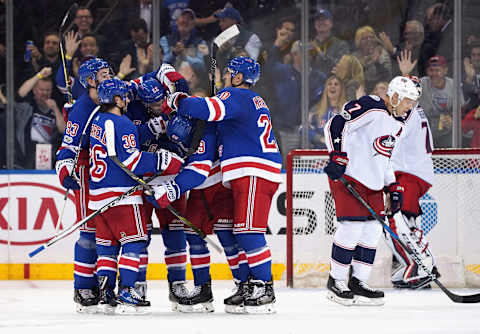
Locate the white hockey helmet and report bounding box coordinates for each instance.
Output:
[387,76,420,104]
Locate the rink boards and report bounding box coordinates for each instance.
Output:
[0,172,479,286]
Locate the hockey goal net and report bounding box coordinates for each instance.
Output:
[286,149,480,288]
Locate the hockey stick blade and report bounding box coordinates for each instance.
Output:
[60,3,79,32]
[434,279,480,303]
[338,176,480,304]
[214,24,240,48]
[28,245,46,258]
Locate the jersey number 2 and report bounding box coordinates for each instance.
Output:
[257,114,278,153]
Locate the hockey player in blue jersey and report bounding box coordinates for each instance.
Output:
[55,57,112,313]
[91,78,183,314]
[159,57,282,313]
[149,114,253,313]
[125,73,194,310]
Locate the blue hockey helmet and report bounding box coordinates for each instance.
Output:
[97,78,129,104]
[137,78,165,104]
[226,56,261,85]
[166,114,194,155]
[78,57,110,88]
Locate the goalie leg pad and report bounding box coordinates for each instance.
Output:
[391,212,436,283]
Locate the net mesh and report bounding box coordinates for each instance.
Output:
[289,151,480,288]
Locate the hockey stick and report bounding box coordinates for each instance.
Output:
[54,106,100,235]
[104,120,223,253]
[339,176,480,303]
[28,174,158,258]
[183,24,241,157]
[59,2,79,105]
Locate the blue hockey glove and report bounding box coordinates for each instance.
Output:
[324,151,348,181]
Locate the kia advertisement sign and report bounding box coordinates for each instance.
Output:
[0,173,288,265]
[0,174,78,263]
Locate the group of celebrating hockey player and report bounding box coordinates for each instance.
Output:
[55,55,280,315]
[54,40,440,313]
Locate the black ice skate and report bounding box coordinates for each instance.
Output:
[224,279,250,314]
[348,276,385,306]
[74,287,99,314]
[134,281,151,307]
[326,275,354,306]
[244,279,276,314]
[168,280,190,312]
[98,276,117,314]
[179,280,214,313]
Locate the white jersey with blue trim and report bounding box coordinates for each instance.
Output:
[88,112,160,210]
[324,95,404,190]
[391,106,434,185]
[177,87,282,184]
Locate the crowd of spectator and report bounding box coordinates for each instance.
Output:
[1,0,480,169]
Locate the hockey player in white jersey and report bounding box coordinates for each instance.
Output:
[387,75,439,289]
[323,76,420,306]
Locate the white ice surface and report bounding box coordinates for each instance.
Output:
[0,280,479,334]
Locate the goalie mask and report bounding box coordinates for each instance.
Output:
[166,114,194,156]
[226,56,261,86]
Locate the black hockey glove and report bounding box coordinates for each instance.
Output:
[324,151,348,181]
[387,182,404,217]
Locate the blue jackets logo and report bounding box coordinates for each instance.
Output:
[373,135,396,157]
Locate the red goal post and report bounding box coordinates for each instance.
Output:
[286,148,480,288]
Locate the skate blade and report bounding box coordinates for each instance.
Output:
[225,304,245,314]
[116,304,151,315]
[177,302,215,313]
[352,295,385,306]
[98,304,116,315]
[244,303,276,314]
[75,303,98,314]
[326,291,353,306]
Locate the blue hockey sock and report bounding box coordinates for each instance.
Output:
[162,228,187,282]
[216,230,249,282]
[235,233,272,282]
[96,244,120,289]
[118,241,145,288]
[74,231,98,289]
[138,231,151,283]
[186,233,211,286]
